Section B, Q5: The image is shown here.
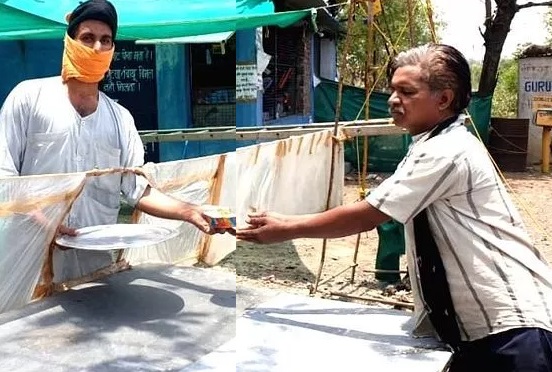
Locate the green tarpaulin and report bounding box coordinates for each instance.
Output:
[314,78,493,172]
[0,0,313,40]
[314,78,411,172]
[467,93,492,144]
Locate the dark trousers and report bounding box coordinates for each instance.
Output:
[449,327,552,372]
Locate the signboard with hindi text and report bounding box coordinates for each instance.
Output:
[101,41,159,163]
[518,57,552,163]
[532,95,552,127]
[236,63,257,102]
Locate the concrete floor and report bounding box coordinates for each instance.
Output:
[0,264,236,372]
[0,266,451,371]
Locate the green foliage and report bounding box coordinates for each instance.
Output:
[491,58,518,117]
[546,7,552,44]
[470,61,482,91]
[336,0,443,89]
[471,58,518,118]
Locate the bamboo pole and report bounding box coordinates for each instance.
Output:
[364,269,408,274]
[424,0,438,43]
[407,0,415,47]
[351,2,375,284]
[311,0,357,295]
[316,264,407,288]
[330,291,414,310]
[316,264,359,288]
[350,233,363,284]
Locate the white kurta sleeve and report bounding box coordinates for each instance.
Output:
[366,146,464,224]
[119,110,149,206]
[0,82,29,176]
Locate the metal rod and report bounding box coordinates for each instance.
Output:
[138,120,405,143]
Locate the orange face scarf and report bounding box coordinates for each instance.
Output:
[61,33,114,83]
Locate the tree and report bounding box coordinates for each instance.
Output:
[490,58,518,117]
[472,45,523,118]
[337,0,552,101]
[336,0,442,89]
[478,0,552,97]
[544,7,552,42]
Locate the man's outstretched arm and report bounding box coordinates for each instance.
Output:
[136,185,212,234]
[237,201,391,244]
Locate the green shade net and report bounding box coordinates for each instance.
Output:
[314,78,493,172]
[314,78,410,173]
[0,0,313,40]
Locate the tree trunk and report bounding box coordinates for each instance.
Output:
[478,0,518,96]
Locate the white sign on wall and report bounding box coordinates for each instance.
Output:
[518,57,552,164]
[236,63,257,102]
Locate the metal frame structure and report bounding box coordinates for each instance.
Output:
[138,120,406,143]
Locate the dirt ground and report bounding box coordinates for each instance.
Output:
[218,168,552,310]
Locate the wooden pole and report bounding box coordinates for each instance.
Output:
[311,0,357,295]
[330,291,414,310]
[425,0,438,43]
[351,2,375,285]
[351,2,375,284]
[543,127,551,173]
[407,0,415,47]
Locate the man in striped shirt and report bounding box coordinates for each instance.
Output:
[237,44,552,371]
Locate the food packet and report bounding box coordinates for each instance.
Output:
[202,205,236,229]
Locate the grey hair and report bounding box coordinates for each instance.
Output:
[387,44,472,113]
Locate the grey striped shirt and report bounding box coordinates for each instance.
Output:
[366,119,552,342]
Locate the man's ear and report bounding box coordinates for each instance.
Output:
[438,89,455,111]
[65,12,72,24]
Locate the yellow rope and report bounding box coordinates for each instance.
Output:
[349,1,412,200]
[421,0,549,242]
[464,111,551,241]
[352,19,411,123]
[372,22,396,55]
[346,0,549,244]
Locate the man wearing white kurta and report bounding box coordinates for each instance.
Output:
[0,0,222,282]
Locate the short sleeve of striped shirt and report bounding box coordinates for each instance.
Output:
[365,146,463,225]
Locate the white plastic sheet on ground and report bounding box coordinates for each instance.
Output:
[0,173,86,314]
[236,129,344,227]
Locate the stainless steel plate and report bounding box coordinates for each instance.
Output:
[55,224,179,250]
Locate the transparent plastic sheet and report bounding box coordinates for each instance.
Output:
[0,158,239,315]
[0,173,86,314]
[123,153,236,266]
[237,130,344,227]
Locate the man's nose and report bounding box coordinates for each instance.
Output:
[388,91,399,106]
[92,40,102,51]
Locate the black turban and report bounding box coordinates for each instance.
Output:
[67,0,118,40]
